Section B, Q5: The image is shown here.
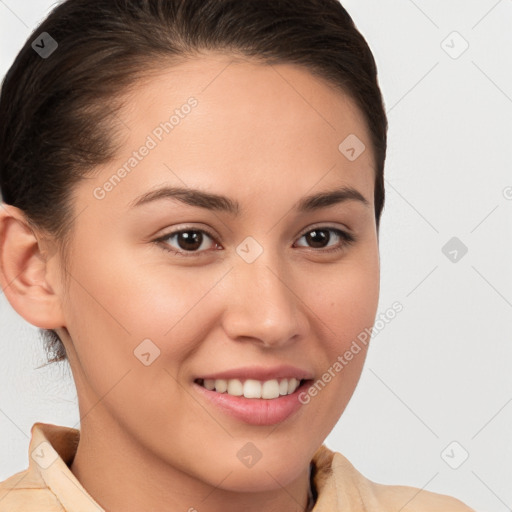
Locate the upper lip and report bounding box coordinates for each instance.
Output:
[195,365,314,382]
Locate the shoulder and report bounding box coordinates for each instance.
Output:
[367,478,477,511]
[312,446,476,511]
[0,468,65,511]
[332,450,477,511]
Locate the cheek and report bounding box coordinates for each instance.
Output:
[62,246,211,397]
[62,252,206,436]
[294,246,379,423]
[69,240,212,340]
[308,246,380,343]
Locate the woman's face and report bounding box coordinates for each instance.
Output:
[52,53,380,493]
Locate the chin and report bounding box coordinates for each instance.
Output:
[218,468,303,493]
[198,449,309,493]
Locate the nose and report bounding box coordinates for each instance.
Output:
[221,252,308,349]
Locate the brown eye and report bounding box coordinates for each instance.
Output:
[173,230,206,251]
[155,228,218,256]
[295,227,355,253]
[302,229,331,249]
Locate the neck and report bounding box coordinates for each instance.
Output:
[69,412,313,512]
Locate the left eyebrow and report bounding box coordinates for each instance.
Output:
[297,187,370,212]
[128,184,370,215]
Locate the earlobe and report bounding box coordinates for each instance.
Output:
[0,203,66,329]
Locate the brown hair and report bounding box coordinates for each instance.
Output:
[0,0,387,365]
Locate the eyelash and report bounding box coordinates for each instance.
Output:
[153,225,356,258]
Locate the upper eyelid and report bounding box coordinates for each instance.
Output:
[297,223,350,237]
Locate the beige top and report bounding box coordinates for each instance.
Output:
[0,422,476,511]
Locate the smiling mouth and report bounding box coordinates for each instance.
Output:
[194,377,308,399]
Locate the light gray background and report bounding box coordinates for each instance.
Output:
[1,1,511,511]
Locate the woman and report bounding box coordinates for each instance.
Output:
[0,0,476,510]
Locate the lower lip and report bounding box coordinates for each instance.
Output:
[193,380,312,426]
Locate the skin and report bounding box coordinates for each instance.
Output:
[0,53,380,512]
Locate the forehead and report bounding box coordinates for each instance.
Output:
[87,52,375,216]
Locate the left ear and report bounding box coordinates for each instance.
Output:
[0,203,66,329]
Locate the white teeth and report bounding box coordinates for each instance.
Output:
[261,379,280,399]
[199,377,303,399]
[287,377,298,394]
[227,379,243,396]
[204,379,215,390]
[214,379,227,393]
[243,379,262,398]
